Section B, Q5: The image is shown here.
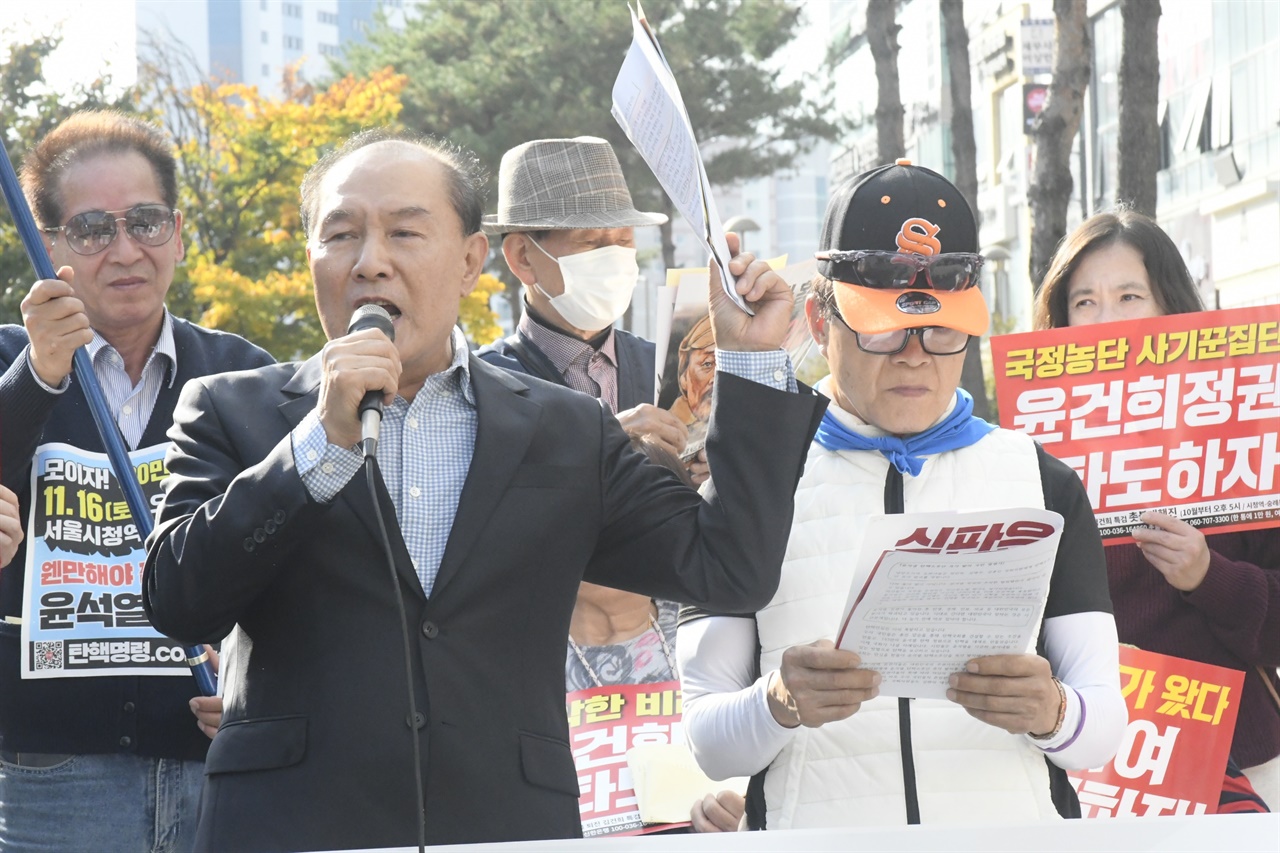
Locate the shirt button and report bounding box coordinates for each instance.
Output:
[421,621,439,639]
[773,369,785,382]
[123,701,135,713]
[407,417,418,429]
[121,405,133,415]
[321,463,335,475]
[409,486,421,498]
[307,450,318,462]
[119,736,132,748]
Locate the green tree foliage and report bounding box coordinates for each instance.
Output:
[0,31,134,325]
[337,0,839,309]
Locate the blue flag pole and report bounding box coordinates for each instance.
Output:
[0,143,216,696]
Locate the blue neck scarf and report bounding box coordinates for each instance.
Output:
[814,388,995,477]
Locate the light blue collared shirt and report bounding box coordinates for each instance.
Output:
[292,326,795,596]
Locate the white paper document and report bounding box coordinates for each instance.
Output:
[835,508,1065,700]
[611,3,746,313]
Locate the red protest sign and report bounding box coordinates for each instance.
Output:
[1068,646,1244,817]
[566,681,688,836]
[991,306,1280,541]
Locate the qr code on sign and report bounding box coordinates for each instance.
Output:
[33,641,63,671]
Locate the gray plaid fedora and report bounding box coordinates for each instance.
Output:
[481,136,667,235]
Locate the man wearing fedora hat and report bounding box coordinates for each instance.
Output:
[478,137,704,480]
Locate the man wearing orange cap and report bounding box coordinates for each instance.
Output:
[677,161,1126,830]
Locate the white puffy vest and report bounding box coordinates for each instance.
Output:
[757,407,1060,828]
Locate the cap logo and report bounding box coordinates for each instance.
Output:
[895,291,941,315]
[895,218,942,256]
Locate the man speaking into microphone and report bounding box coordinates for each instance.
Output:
[143,128,825,852]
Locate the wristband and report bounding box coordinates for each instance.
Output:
[1029,676,1066,741]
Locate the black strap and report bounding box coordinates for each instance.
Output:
[504,332,566,387]
[883,465,921,824]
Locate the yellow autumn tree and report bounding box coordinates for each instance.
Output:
[460,273,505,347]
[147,62,410,359]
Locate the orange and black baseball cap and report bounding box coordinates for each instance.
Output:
[815,159,989,337]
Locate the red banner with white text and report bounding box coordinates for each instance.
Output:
[991,307,1280,541]
[1068,646,1243,817]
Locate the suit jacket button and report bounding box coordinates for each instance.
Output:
[405,712,426,729]
[263,519,277,535]
[243,538,256,552]
[421,621,438,639]
[273,510,286,525]
[253,528,266,543]
[118,736,132,748]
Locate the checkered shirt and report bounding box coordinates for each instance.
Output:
[518,310,619,413]
[294,326,476,595]
[28,310,177,449]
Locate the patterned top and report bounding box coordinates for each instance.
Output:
[565,599,680,691]
[29,310,177,449]
[294,325,476,595]
[519,309,619,413]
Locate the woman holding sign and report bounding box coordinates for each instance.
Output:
[1035,209,1280,809]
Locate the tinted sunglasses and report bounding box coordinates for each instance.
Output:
[44,204,178,256]
[815,250,985,292]
[832,311,970,355]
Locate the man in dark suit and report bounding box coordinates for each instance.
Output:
[142,128,824,852]
[477,137,704,480]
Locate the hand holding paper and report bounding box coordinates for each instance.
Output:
[767,639,881,728]
[1130,510,1211,592]
[947,653,1062,736]
[709,233,794,353]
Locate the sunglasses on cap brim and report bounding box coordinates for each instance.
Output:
[815,250,985,292]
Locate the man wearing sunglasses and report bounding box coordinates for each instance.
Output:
[0,111,272,852]
[678,161,1125,831]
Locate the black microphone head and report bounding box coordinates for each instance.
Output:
[347,303,396,341]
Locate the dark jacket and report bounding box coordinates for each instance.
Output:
[477,326,657,412]
[143,353,824,851]
[0,318,273,759]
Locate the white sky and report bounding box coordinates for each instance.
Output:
[1,1,137,93]
[1,0,829,100]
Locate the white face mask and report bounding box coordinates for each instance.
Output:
[529,238,640,332]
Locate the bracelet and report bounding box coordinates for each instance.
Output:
[1029,676,1066,741]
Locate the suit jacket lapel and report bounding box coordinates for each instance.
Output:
[278,356,421,597]
[430,356,541,598]
[614,331,657,410]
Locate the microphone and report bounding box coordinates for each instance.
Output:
[347,304,396,457]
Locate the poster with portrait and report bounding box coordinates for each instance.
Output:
[656,258,816,460]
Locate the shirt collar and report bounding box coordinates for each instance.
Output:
[87,310,178,388]
[518,306,617,374]
[395,325,475,409]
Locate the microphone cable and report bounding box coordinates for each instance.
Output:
[365,454,428,853]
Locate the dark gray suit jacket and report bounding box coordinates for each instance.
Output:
[143,353,823,852]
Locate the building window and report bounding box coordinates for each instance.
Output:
[283,3,302,17]
[284,35,303,50]
[319,43,340,57]
[318,10,339,25]
[262,64,270,76]
[261,31,269,44]
[260,0,267,9]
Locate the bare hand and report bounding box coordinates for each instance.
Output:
[190,645,222,739]
[768,639,880,728]
[21,272,93,388]
[0,484,23,569]
[690,789,746,833]
[1131,511,1210,591]
[708,233,793,353]
[316,329,401,449]
[948,654,1061,735]
[615,403,688,458]
[686,448,709,486]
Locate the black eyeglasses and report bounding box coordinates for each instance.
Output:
[832,311,970,355]
[43,204,178,256]
[815,250,985,292]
